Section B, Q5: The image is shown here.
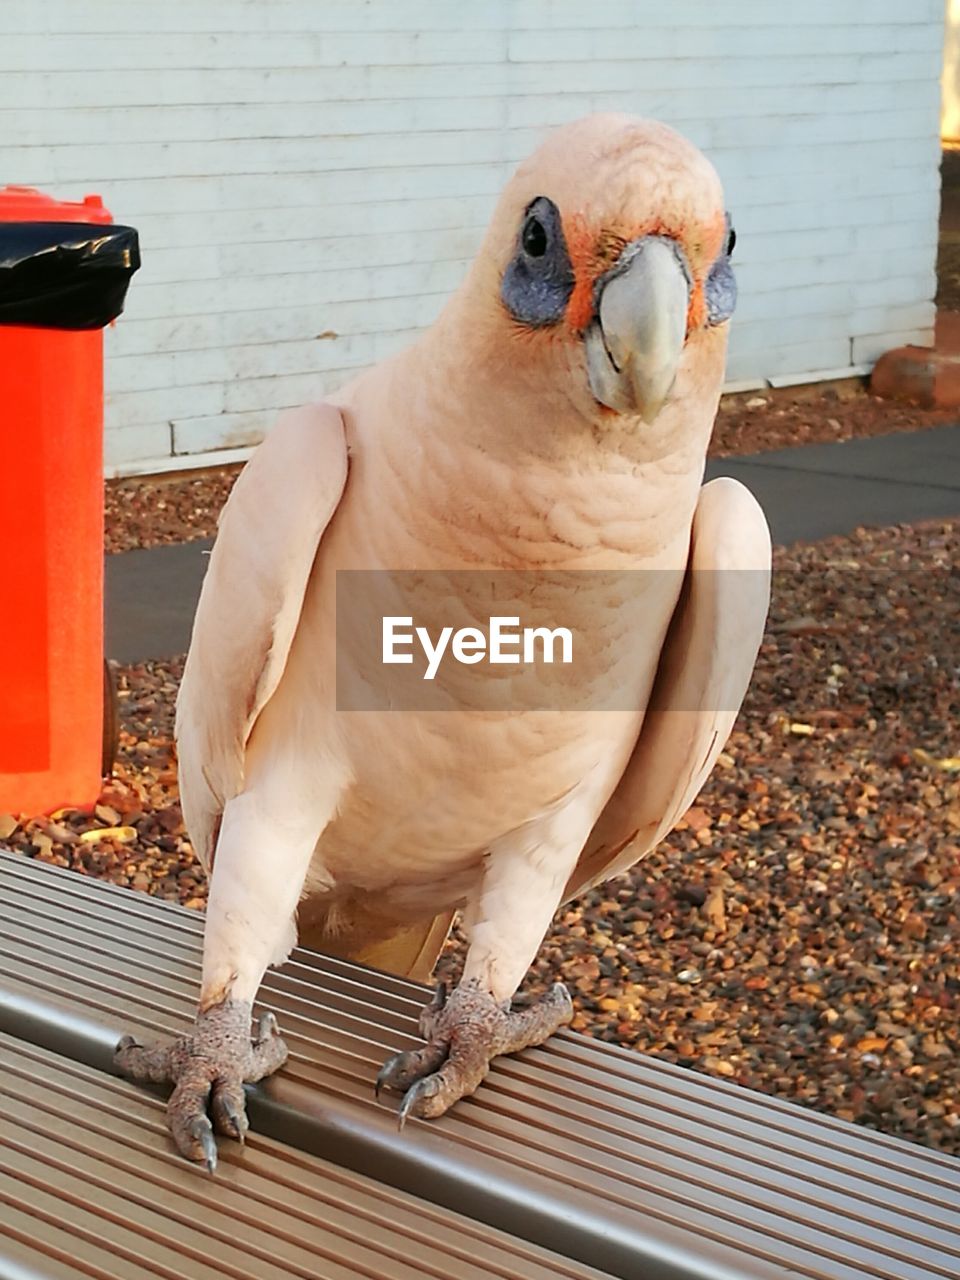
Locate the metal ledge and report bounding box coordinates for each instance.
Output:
[0,1030,609,1280]
[2,851,959,1280]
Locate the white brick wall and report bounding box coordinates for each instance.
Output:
[0,0,944,472]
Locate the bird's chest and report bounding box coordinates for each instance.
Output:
[309,567,684,896]
[312,702,642,904]
[293,443,699,896]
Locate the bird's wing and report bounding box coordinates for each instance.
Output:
[565,477,771,902]
[175,403,349,870]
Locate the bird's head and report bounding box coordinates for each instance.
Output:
[466,114,735,427]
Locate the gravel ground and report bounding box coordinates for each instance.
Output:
[5,516,958,1154]
[105,468,239,555]
[710,384,956,459]
[104,386,958,554]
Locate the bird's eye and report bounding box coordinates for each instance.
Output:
[726,226,737,257]
[501,196,573,326]
[522,215,548,258]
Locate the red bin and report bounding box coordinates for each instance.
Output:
[0,187,139,815]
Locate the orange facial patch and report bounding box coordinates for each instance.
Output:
[562,209,726,337]
[687,281,707,333]
[563,213,606,332]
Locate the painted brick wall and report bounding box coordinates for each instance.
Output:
[0,0,944,472]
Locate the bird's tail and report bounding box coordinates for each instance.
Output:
[300,909,456,983]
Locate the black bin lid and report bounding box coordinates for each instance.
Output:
[0,221,140,330]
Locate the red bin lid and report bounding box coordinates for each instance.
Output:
[0,185,113,225]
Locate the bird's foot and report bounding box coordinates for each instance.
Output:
[376,979,573,1127]
[114,999,288,1171]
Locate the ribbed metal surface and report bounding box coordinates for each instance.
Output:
[2,850,959,1280]
[0,1029,611,1280]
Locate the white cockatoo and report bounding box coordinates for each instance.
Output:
[117,114,771,1168]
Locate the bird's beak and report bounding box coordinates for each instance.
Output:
[584,236,690,422]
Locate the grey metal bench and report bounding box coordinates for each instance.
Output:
[1,850,958,1280]
[1,1031,604,1280]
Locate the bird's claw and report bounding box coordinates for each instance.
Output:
[374,1058,394,1100]
[256,1010,280,1043]
[397,1075,441,1131]
[114,999,288,1169]
[376,1039,449,1100]
[211,1089,248,1143]
[188,1114,219,1174]
[376,980,573,1127]
[427,981,447,1015]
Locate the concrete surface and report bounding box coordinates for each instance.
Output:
[705,424,960,545]
[105,425,960,663]
[107,539,210,665]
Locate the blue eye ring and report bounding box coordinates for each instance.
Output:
[501,196,575,328]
